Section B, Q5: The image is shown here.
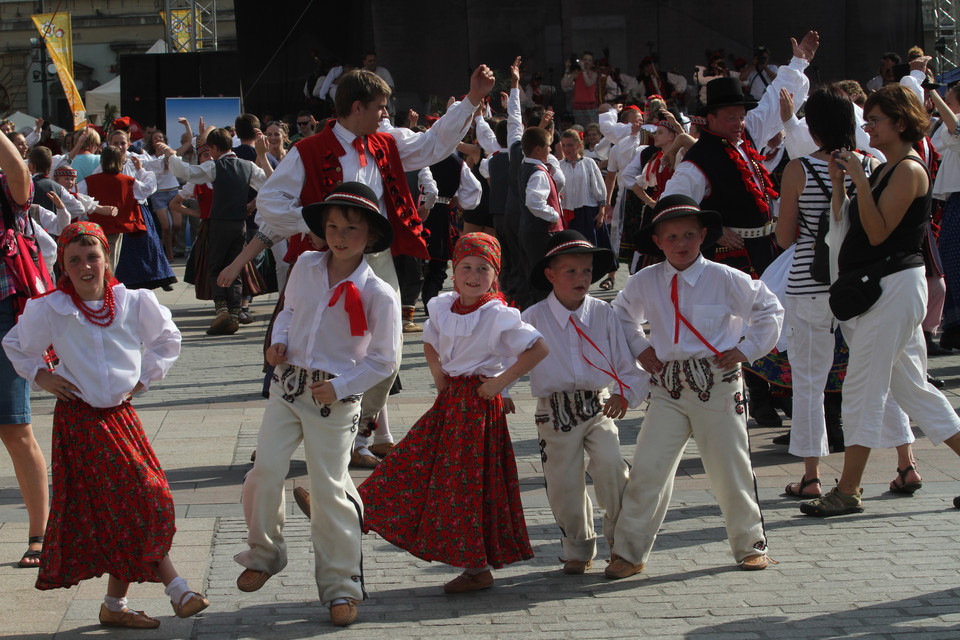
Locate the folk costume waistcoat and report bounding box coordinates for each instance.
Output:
[519,162,564,234]
[681,128,777,229]
[288,120,429,261]
[84,173,144,235]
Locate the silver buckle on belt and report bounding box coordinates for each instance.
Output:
[730,221,776,239]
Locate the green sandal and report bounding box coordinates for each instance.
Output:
[799,486,863,517]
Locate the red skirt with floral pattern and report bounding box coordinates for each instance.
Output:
[358,375,532,569]
[36,399,176,590]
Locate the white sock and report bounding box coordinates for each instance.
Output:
[465,565,492,575]
[371,406,394,445]
[355,446,374,457]
[164,576,190,603]
[103,595,127,612]
[330,597,349,606]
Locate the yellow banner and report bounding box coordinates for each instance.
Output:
[160,9,195,52]
[31,13,86,130]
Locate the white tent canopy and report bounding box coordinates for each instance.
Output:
[4,110,63,135]
[84,75,120,124]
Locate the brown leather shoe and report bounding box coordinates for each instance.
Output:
[207,311,240,336]
[350,448,380,469]
[329,599,359,626]
[171,591,210,618]
[604,557,645,580]
[368,442,396,458]
[293,486,311,519]
[237,568,272,592]
[99,603,161,629]
[740,554,770,571]
[443,569,494,593]
[562,558,593,575]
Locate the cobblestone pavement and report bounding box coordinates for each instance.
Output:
[2,260,960,639]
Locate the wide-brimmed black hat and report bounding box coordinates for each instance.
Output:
[301,181,393,254]
[531,230,617,291]
[703,76,758,111]
[633,194,723,256]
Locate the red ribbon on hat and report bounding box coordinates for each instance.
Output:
[329,281,367,336]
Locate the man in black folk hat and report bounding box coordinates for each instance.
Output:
[661,30,819,278]
[660,31,819,425]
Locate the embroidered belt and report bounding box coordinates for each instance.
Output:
[729,221,776,239]
[652,357,743,406]
[436,196,453,205]
[535,389,607,433]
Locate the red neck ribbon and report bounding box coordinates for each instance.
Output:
[329,281,367,336]
[569,313,631,400]
[671,274,722,357]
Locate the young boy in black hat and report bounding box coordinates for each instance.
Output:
[606,195,783,579]
[521,229,649,574]
[234,182,401,627]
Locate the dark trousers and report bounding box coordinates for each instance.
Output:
[570,205,599,245]
[393,254,424,308]
[207,218,245,310]
[517,228,552,309]
[494,210,523,297]
[421,259,448,309]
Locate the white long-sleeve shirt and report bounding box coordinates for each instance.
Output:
[423,291,541,378]
[523,157,565,223]
[612,254,783,365]
[559,156,606,208]
[79,166,156,203]
[166,152,267,191]
[271,251,400,400]
[523,292,649,407]
[3,285,181,408]
[418,161,483,211]
[141,153,182,190]
[256,98,479,242]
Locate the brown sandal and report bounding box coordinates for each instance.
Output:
[785,476,821,498]
[889,465,922,494]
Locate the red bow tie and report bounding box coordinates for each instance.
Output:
[329,281,367,336]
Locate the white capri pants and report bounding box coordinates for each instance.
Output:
[840,267,960,449]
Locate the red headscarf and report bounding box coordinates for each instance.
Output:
[450,232,504,314]
[56,221,118,292]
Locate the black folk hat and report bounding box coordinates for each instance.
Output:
[703,76,759,111]
[301,181,393,254]
[633,194,723,257]
[531,229,618,291]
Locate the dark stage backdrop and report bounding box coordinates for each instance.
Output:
[231,0,921,120]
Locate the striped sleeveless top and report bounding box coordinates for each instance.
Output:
[786,155,869,296]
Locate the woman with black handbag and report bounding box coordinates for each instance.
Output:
[801,84,960,517]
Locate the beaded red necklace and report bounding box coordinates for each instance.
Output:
[451,291,505,315]
[68,284,116,327]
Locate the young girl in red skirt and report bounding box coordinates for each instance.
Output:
[359,232,549,593]
[2,221,209,629]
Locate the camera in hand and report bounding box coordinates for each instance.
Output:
[568,54,580,72]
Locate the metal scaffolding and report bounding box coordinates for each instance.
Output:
[924,0,959,73]
[163,0,219,53]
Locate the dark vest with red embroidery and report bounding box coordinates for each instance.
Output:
[291,121,429,260]
[681,129,772,228]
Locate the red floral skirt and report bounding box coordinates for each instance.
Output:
[36,399,176,590]
[358,375,532,569]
